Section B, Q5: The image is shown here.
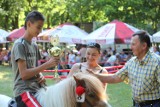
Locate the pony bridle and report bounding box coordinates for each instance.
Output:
[77,99,93,107]
[76,86,93,107]
[85,98,94,107]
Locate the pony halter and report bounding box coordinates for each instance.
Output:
[76,86,85,102]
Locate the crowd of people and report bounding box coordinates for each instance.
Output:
[38,46,133,68]
[0,47,11,65]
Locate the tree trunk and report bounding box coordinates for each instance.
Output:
[47,15,50,29]
[15,16,19,28]
[11,15,19,29]
[4,16,9,30]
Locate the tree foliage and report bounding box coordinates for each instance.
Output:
[0,0,159,34]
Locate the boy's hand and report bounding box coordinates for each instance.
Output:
[47,56,60,67]
[37,75,46,84]
[53,77,61,83]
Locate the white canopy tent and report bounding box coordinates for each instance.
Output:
[38,24,88,44]
[0,29,10,43]
[152,31,160,43]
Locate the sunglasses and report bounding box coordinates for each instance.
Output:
[87,43,100,48]
[87,43,101,53]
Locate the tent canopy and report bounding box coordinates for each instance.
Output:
[0,29,9,37]
[83,20,139,44]
[37,23,88,44]
[0,29,10,43]
[152,31,160,43]
[7,27,25,41]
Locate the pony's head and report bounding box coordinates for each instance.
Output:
[73,72,110,107]
[38,72,111,107]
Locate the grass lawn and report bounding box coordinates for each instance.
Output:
[0,65,132,107]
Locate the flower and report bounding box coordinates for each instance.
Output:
[76,86,85,96]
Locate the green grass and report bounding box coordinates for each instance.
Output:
[107,83,132,107]
[0,65,132,107]
[0,65,13,96]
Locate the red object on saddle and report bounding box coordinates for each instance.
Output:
[76,86,85,96]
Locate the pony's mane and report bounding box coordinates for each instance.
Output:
[37,72,107,107]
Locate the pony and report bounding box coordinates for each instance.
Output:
[0,72,111,107]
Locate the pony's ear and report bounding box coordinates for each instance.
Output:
[73,76,86,87]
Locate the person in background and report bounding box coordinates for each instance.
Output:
[104,50,117,66]
[59,50,68,76]
[41,49,49,60]
[68,50,75,68]
[119,50,128,62]
[68,43,108,89]
[126,53,133,61]
[0,48,3,65]
[107,47,113,56]
[11,11,59,107]
[1,48,8,64]
[7,47,12,65]
[75,52,81,63]
[79,44,87,62]
[88,30,160,107]
[59,50,67,69]
[114,53,121,66]
[100,50,108,66]
[153,46,160,55]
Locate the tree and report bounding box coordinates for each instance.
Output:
[0,0,26,30]
[0,0,159,34]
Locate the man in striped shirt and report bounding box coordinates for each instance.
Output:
[89,30,160,107]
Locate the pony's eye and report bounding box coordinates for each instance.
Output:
[88,93,96,98]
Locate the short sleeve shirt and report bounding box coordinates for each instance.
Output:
[11,38,42,97]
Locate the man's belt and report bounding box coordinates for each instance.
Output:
[133,98,160,106]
